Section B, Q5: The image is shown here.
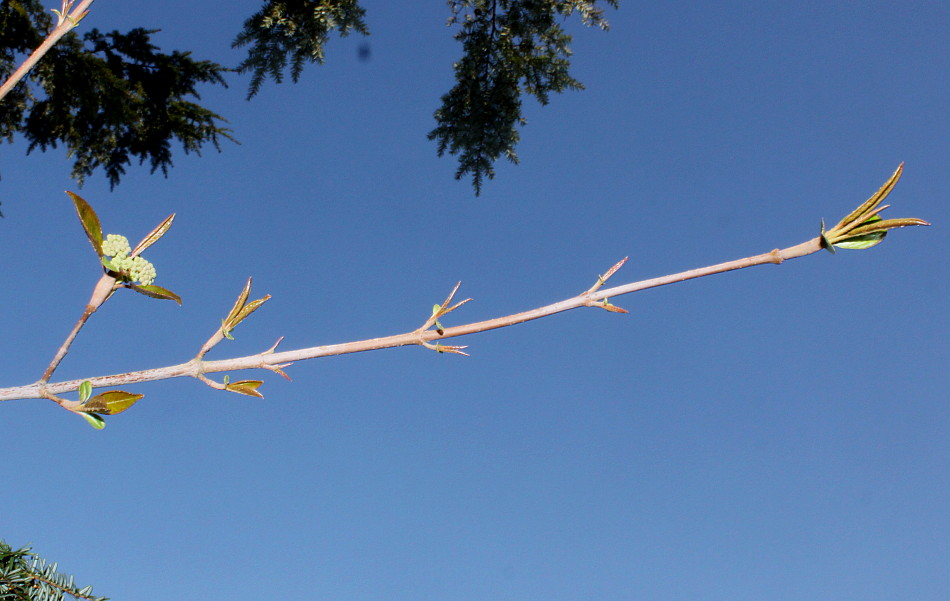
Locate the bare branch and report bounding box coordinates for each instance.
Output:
[39,273,120,383]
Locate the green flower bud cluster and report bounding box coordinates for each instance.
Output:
[102,234,131,258]
[102,234,157,286]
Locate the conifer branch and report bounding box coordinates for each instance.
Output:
[0,539,106,601]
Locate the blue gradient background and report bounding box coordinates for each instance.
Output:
[1,2,947,600]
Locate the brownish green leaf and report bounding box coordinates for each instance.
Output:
[130,284,182,305]
[225,278,254,325]
[131,213,176,257]
[832,163,903,232]
[845,217,931,238]
[222,278,270,338]
[225,380,265,398]
[67,191,103,255]
[233,295,271,326]
[83,390,144,415]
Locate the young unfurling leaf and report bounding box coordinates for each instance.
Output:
[225,380,264,398]
[78,380,93,404]
[130,284,182,305]
[221,278,270,339]
[79,412,106,430]
[131,214,175,257]
[68,192,103,256]
[821,165,930,250]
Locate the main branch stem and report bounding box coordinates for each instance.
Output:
[0,237,822,403]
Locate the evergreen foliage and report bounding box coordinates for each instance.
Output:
[1,0,618,193]
[232,0,369,99]
[1,0,232,188]
[0,539,106,601]
[429,0,617,194]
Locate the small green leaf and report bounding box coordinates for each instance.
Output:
[225,380,264,398]
[79,381,93,403]
[101,256,116,271]
[67,192,103,255]
[834,230,887,250]
[833,214,887,250]
[432,304,441,316]
[130,284,182,305]
[80,412,106,430]
[131,213,175,257]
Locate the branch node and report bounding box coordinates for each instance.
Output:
[263,337,284,355]
[587,297,629,313]
[584,257,628,295]
[267,363,294,381]
[422,341,470,357]
[418,281,473,334]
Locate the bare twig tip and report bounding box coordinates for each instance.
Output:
[264,337,284,354]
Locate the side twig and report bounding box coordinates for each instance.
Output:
[0,0,95,102]
[39,273,119,383]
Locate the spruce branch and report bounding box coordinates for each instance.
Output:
[0,538,107,601]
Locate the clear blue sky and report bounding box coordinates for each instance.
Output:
[1,2,947,600]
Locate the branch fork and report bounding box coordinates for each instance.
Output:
[583,257,630,313]
[193,280,288,396]
[417,281,472,355]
